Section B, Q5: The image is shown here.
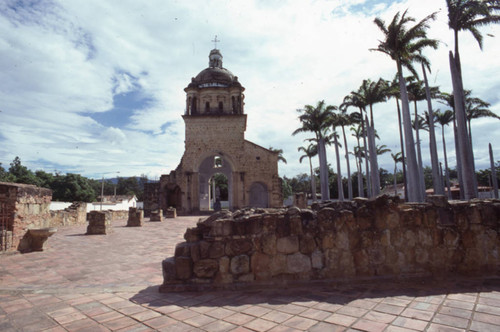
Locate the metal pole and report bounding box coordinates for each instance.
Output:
[100,176,104,211]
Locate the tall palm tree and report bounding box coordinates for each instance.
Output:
[435,109,455,199]
[350,125,365,197]
[342,94,371,196]
[387,75,408,200]
[326,121,344,201]
[391,152,403,196]
[351,78,388,197]
[298,144,318,203]
[407,79,431,196]
[293,101,335,201]
[338,108,362,200]
[372,10,438,202]
[446,0,500,199]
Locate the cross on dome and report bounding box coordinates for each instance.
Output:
[211,35,220,49]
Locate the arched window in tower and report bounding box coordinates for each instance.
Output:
[187,97,191,115]
[218,101,223,113]
[232,96,237,113]
[205,102,210,113]
[237,96,242,114]
[192,97,197,114]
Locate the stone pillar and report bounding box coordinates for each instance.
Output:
[150,209,163,222]
[127,207,144,227]
[86,211,112,235]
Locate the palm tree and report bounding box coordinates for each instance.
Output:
[342,94,371,196]
[338,108,361,200]
[325,122,344,201]
[391,152,403,196]
[387,75,408,200]
[293,101,335,201]
[372,10,438,202]
[350,125,365,197]
[435,109,455,199]
[298,144,318,203]
[269,147,287,164]
[376,144,391,156]
[465,95,498,145]
[446,0,500,199]
[407,79,430,196]
[351,78,388,197]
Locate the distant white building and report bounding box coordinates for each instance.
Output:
[89,195,138,211]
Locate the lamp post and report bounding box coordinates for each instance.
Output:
[100,171,120,210]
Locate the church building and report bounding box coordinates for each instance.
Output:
[145,47,282,215]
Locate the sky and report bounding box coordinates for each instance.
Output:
[1,0,499,181]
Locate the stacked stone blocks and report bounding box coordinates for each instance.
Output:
[86,211,112,235]
[127,207,144,227]
[161,196,500,291]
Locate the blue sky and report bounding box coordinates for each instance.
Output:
[0,0,499,180]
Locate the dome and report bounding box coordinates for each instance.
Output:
[186,49,242,89]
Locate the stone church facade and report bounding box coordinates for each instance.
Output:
[145,48,282,215]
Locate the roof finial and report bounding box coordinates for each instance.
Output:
[211,35,220,49]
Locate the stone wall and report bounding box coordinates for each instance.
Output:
[49,202,87,227]
[0,182,52,252]
[160,196,500,291]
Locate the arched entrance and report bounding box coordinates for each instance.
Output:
[198,155,233,211]
[166,185,182,210]
[249,182,268,208]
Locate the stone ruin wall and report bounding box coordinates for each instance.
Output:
[161,196,500,291]
[1,182,131,253]
[0,183,53,252]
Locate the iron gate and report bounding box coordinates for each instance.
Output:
[0,202,12,252]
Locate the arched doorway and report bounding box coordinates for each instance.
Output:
[198,155,233,211]
[166,185,182,211]
[209,173,228,211]
[249,182,268,208]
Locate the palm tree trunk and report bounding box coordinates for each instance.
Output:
[414,101,426,197]
[395,98,408,201]
[355,138,364,197]
[422,63,443,195]
[393,163,398,196]
[397,62,423,202]
[334,134,344,201]
[318,136,330,201]
[360,110,371,197]
[341,125,353,200]
[453,117,465,199]
[449,51,476,199]
[367,114,380,197]
[490,143,499,199]
[441,126,452,199]
[309,156,317,203]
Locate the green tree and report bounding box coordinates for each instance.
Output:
[372,10,438,202]
[435,109,455,198]
[391,152,403,195]
[0,163,15,182]
[350,78,388,197]
[336,110,361,200]
[293,100,336,201]
[298,143,318,202]
[51,174,96,202]
[8,157,41,186]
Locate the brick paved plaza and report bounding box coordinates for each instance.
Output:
[1,216,499,332]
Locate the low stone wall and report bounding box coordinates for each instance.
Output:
[160,196,500,291]
[49,202,87,227]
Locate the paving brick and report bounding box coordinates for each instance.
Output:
[308,321,345,332]
[432,313,469,329]
[282,316,318,330]
[184,314,217,327]
[244,318,278,331]
[392,316,429,330]
[324,313,357,327]
[470,320,500,332]
[352,318,387,332]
